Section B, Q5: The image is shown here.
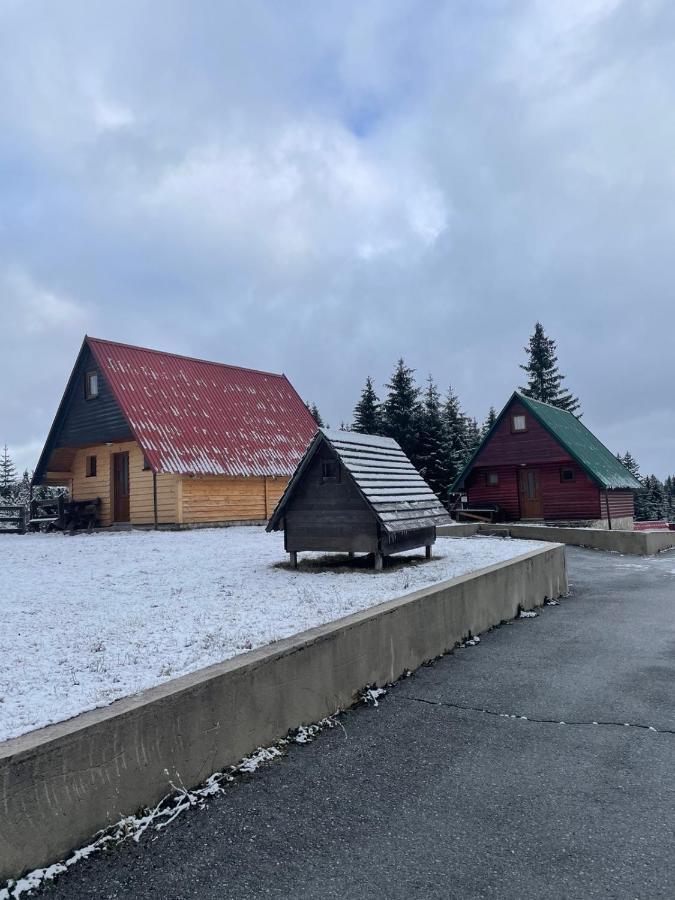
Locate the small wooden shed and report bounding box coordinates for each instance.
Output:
[267,430,452,570]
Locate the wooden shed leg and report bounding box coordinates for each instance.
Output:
[374,552,383,572]
[425,544,432,560]
[289,551,298,569]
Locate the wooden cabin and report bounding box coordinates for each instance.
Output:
[453,392,641,529]
[267,430,452,570]
[32,337,317,527]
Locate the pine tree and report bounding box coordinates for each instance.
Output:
[305,401,324,428]
[382,359,421,465]
[520,322,581,414]
[417,376,449,500]
[620,451,641,480]
[482,406,497,436]
[14,469,31,506]
[464,417,482,462]
[0,445,17,499]
[352,376,382,435]
[442,386,468,488]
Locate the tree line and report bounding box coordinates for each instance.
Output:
[616,452,675,522]
[344,321,581,503]
[0,445,60,506]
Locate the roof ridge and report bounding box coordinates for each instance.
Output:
[85,335,286,380]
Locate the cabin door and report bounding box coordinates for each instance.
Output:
[112,452,130,522]
[518,468,542,519]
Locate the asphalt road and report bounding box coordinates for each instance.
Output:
[40,547,675,899]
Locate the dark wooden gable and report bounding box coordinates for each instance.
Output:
[268,430,451,537]
[33,339,133,484]
[275,437,378,552]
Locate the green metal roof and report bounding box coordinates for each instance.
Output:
[453,392,641,492]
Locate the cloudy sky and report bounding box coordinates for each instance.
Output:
[1,0,674,477]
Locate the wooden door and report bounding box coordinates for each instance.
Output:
[518,468,542,519]
[112,452,130,522]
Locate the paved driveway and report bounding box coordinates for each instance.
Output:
[40,547,675,898]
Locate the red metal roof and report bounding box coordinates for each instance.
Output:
[86,337,317,477]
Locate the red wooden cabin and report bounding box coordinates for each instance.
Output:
[452,393,641,529]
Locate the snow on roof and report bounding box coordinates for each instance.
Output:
[269,429,452,535]
[87,337,317,477]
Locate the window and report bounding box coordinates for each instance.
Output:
[486,472,499,486]
[320,460,339,483]
[560,468,575,483]
[511,414,527,432]
[85,371,99,400]
[85,455,97,478]
[142,456,151,471]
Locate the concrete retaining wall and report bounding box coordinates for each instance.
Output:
[479,523,675,555]
[0,545,566,882]
[437,523,481,537]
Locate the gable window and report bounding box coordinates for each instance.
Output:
[511,414,527,433]
[486,471,499,487]
[320,460,339,483]
[560,467,575,483]
[84,371,99,400]
[85,455,97,478]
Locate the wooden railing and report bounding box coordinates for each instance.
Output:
[0,504,27,534]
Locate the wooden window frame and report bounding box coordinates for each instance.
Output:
[486,471,499,487]
[560,467,575,483]
[85,455,97,478]
[511,414,527,433]
[84,370,99,400]
[320,460,340,484]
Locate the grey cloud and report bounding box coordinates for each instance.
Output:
[0,0,673,476]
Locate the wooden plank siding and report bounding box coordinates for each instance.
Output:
[606,490,635,519]
[473,401,573,468]
[283,449,379,553]
[70,441,178,526]
[180,475,288,524]
[467,461,601,521]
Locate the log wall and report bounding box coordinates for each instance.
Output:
[70,442,178,526]
[180,475,288,524]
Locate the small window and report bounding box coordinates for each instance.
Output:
[512,414,527,432]
[560,468,575,483]
[85,455,97,477]
[320,460,339,483]
[486,472,499,487]
[85,371,99,400]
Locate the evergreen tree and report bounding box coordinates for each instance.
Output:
[417,376,449,500]
[382,359,421,464]
[0,445,17,499]
[442,386,469,488]
[352,376,382,435]
[305,401,324,428]
[519,322,581,414]
[14,469,31,506]
[464,417,482,461]
[482,406,497,436]
[620,451,641,480]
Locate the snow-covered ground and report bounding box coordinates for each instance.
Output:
[0,527,546,743]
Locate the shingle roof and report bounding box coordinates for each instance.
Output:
[453,392,641,491]
[268,429,452,534]
[85,337,317,477]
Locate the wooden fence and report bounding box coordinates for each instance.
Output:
[0,504,27,534]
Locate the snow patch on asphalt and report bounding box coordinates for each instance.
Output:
[0,715,340,899]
